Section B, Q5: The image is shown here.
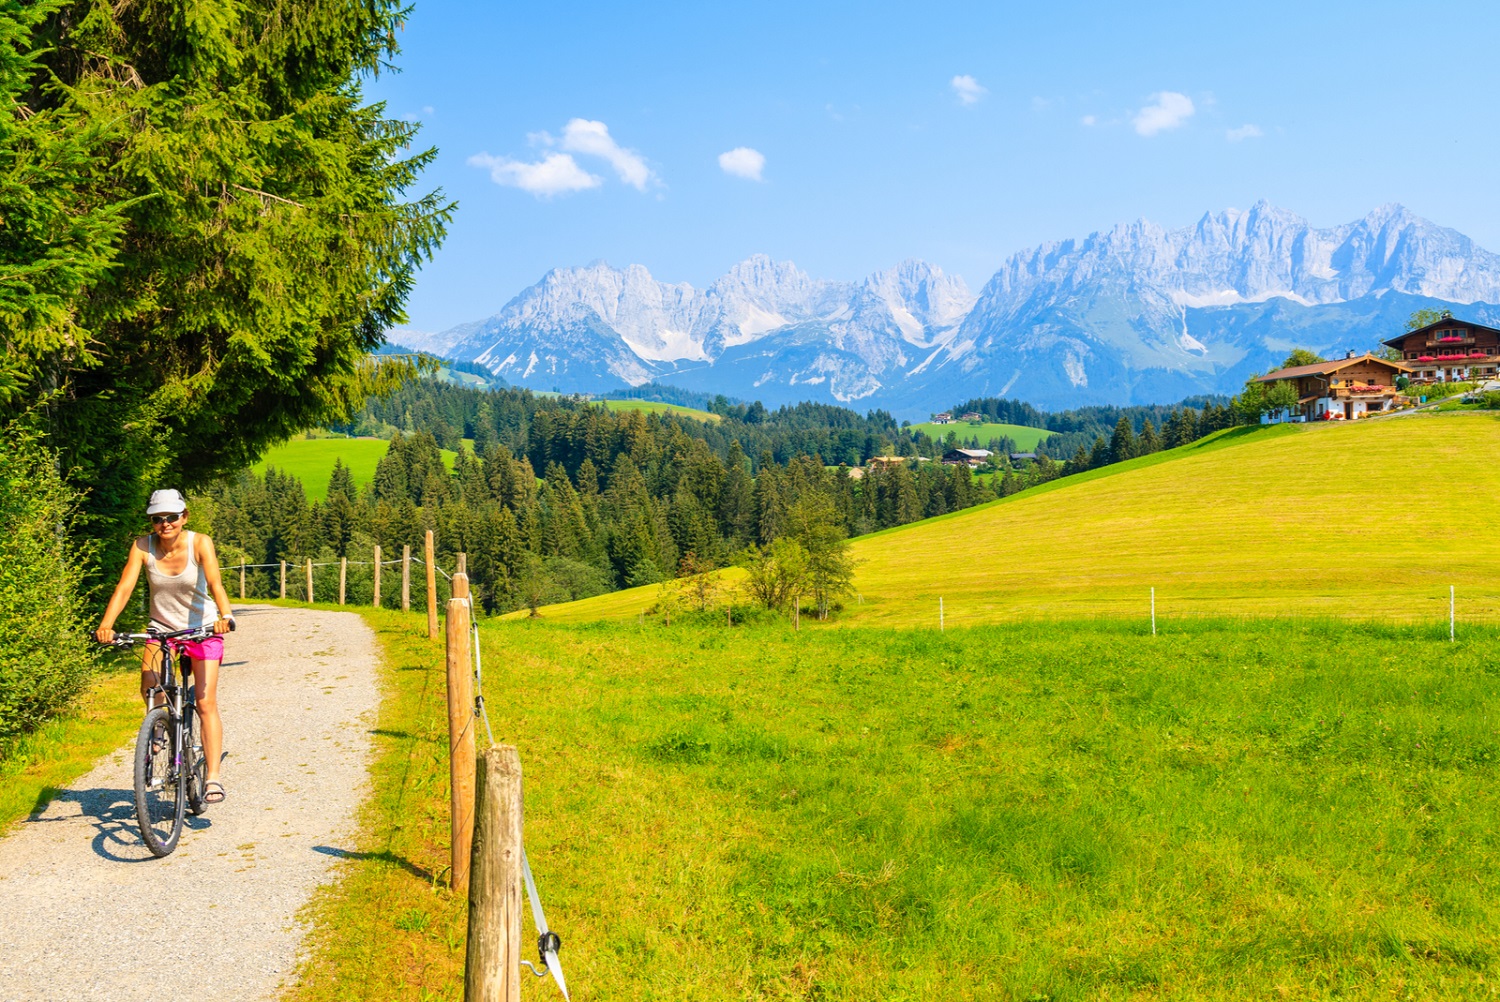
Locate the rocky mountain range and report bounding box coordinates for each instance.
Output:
[391,202,1500,416]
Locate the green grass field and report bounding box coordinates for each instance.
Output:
[288,611,1500,1000]
[251,437,461,501]
[533,413,1500,627]
[599,399,721,423]
[910,420,1053,450]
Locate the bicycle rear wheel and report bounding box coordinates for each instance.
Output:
[134,706,185,857]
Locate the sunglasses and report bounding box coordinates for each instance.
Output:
[150,512,184,525]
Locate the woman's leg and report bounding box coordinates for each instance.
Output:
[189,658,224,784]
[140,643,164,706]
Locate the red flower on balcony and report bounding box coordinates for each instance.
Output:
[1440,335,1464,342]
[1417,355,1435,362]
[1470,351,1487,358]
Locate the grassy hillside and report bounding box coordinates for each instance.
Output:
[910,420,1053,450]
[290,612,1500,1000]
[251,437,460,501]
[599,399,721,423]
[527,413,1500,626]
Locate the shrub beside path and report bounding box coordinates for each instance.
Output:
[0,605,380,1001]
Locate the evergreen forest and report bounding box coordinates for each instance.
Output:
[201,379,1242,615]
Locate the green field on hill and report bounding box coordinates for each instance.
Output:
[531,413,1500,626]
[291,611,1500,1001]
[251,437,460,500]
[599,399,721,422]
[910,420,1053,450]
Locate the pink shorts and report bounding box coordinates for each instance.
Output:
[172,636,224,663]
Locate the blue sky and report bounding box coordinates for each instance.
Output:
[370,0,1500,333]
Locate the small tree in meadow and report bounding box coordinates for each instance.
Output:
[676,551,719,611]
[787,493,856,618]
[741,538,809,613]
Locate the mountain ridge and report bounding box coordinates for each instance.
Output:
[392,204,1500,415]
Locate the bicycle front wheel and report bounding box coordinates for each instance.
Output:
[133,706,185,857]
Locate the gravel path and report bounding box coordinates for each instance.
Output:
[0,605,382,1002]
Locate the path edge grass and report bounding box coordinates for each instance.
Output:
[0,665,142,834]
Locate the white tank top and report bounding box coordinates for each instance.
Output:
[145,531,213,632]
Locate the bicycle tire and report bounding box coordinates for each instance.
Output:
[134,706,185,857]
[185,689,208,816]
[187,745,207,816]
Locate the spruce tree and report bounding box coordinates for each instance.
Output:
[1109,417,1137,464]
[1,0,452,544]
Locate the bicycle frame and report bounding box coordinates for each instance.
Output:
[144,640,196,785]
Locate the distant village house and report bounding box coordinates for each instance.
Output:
[1254,353,1408,423]
[941,448,992,467]
[931,411,953,425]
[959,412,982,423]
[1382,317,1500,385]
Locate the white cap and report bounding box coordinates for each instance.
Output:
[146,489,187,515]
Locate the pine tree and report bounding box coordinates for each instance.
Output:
[1,1,453,545]
[1109,417,1138,464]
[1138,419,1161,455]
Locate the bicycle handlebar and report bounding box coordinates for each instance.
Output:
[98,621,235,648]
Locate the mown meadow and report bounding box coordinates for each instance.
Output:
[251,437,464,502]
[289,611,1500,1001]
[531,413,1500,627]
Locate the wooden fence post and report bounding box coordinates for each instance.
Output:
[426,529,439,639]
[280,560,287,600]
[239,562,246,601]
[447,595,477,894]
[464,745,522,1002]
[794,597,800,631]
[306,558,314,604]
[402,544,411,613]
[457,551,467,575]
[453,570,470,601]
[373,544,382,609]
[340,557,347,606]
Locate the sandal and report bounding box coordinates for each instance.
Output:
[203,780,227,804]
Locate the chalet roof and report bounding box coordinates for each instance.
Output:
[1256,353,1409,382]
[1382,317,1500,348]
[943,448,992,459]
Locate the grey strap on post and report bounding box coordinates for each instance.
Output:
[465,597,567,999]
[520,846,569,1000]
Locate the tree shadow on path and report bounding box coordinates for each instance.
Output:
[25,785,211,863]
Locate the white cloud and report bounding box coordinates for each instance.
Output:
[718,147,766,181]
[422,105,435,116]
[1226,124,1264,142]
[1080,114,1097,127]
[1132,91,1195,136]
[559,118,654,190]
[951,74,987,106]
[467,152,601,197]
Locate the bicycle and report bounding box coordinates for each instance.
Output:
[101,623,232,857]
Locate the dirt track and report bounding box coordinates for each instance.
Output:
[0,605,380,1002]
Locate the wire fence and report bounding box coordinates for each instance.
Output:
[230,541,469,612]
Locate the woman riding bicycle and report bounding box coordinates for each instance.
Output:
[96,489,236,804]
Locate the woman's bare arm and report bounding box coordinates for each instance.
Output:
[198,534,236,633]
[96,540,146,641]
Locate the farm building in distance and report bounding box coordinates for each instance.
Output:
[1255,353,1408,423]
[931,411,953,424]
[942,448,992,467]
[1382,317,1500,384]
